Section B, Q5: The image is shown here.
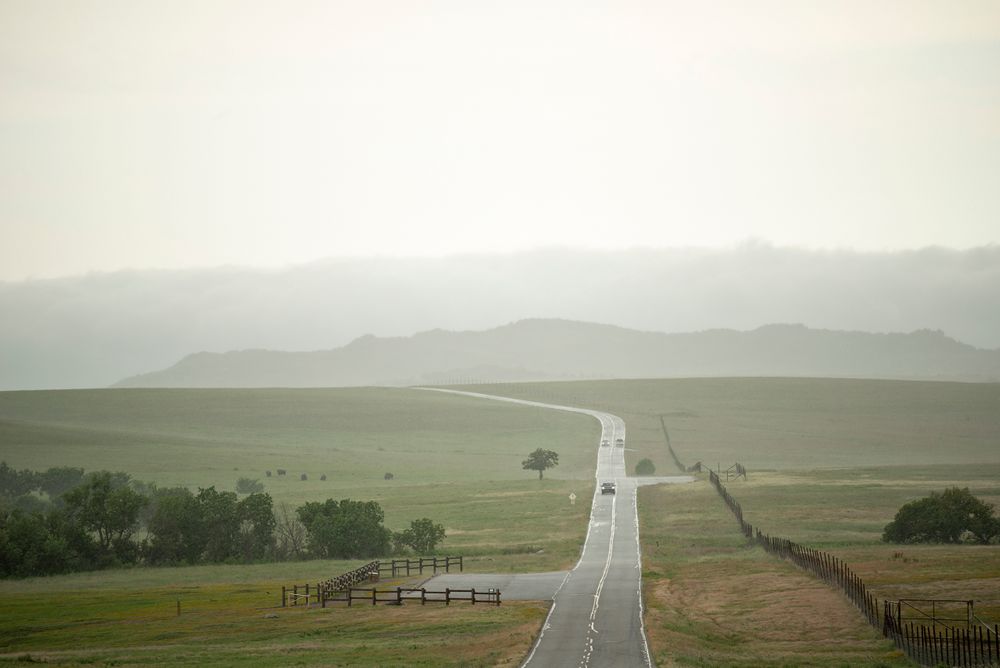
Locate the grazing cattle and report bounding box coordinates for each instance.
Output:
[384,472,394,480]
[300,473,308,481]
[276,469,286,476]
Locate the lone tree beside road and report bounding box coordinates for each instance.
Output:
[522,449,559,479]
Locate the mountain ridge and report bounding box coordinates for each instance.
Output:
[113,319,1000,388]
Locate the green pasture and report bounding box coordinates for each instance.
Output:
[638,482,909,667]
[4,378,1000,666]
[0,387,599,492]
[464,378,1000,664]
[463,377,1000,474]
[0,387,598,567]
[0,387,595,665]
[0,560,545,666]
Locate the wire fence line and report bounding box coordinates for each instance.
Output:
[707,469,998,666]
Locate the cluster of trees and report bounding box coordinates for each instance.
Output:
[0,462,446,578]
[883,487,999,545]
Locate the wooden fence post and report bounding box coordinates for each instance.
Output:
[293,584,298,606]
[282,586,286,607]
[446,588,450,606]
[421,588,426,606]
[347,588,352,607]
[471,588,476,605]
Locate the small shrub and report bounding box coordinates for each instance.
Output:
[236,477,265,494]
[635,459,656,476]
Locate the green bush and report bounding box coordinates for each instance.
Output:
[635,459,656,476]
[883,487,999,544]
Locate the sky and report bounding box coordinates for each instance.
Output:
[2,1,999,281]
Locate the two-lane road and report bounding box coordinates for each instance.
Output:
[419,388,692,667]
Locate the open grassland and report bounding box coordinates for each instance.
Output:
[0,560,545,667]
[0,387,598,569]
[728,465,1000,621]
[5,379,999,666]
[463,378,1000,664]
[638,483,909,667]
[0,387,598,665]
[463,377,1000,474]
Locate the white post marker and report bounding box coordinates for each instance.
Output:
[569,492,576,505]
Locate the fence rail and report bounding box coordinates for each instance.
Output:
[378,556,463,577]
[707,469,997,666]
[326,586,500,607]
[884,604,1000,666]
[281,556,464,608]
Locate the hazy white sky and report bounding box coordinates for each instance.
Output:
[2,0,999,280]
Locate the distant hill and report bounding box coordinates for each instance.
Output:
[113,320,1000,387]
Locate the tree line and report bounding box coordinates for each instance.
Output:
[0,462,445,578]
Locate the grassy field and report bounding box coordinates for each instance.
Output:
[638,482,909,667]
[4,379,1000,666]
[0,559,546,666]
[0,387,598,567]
[460,378,1000,666]
[0,387,599,666]
[472,377,1000,473]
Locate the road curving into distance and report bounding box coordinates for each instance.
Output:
[418,388,693,668]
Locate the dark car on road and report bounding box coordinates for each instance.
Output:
[600,481,616,494]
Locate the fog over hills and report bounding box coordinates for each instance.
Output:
[3,245,1000,390]
[116,319,1000,387]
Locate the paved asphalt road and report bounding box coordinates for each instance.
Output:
[420,388,693,668]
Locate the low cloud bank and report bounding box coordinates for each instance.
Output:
[2,245,998,390]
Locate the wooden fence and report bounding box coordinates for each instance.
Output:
[708,469,997,666]
[378,556,463,577]
[883,603,1000,666]
[326,586,499,607]
[282,556,464,607]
